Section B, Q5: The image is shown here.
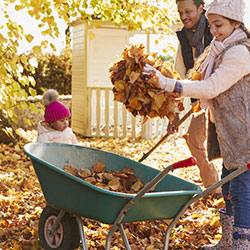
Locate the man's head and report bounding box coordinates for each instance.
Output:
[176,0,204,30]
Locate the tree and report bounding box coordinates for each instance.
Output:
[20,52,72,95]
[0,0,179,142]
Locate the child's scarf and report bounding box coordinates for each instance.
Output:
[198,28,247,119]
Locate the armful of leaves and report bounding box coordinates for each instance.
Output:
[109,44,184,123]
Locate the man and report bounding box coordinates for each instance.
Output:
[175,0,212,77]
[174,0,220,194]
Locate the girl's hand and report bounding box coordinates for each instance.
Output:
[143,64,176,92]
[167,114,180,134]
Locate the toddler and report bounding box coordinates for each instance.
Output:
[37,89,79,145]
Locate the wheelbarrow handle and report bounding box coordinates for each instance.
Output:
[109,157,196,225]
[173,157,197,169]
[163,163,250,250]
[106,156,198,249]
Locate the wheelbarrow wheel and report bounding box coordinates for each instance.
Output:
[39,205,80,250]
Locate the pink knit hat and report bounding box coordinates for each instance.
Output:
[205,0,245,24]
[42,89,70,123]
[44,101,70,122]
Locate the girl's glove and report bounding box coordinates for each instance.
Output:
[143,64,176,92]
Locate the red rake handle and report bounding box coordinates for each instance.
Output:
[173,157,197,169]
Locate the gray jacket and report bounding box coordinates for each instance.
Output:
[208,39,250,170]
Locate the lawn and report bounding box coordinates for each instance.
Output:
[0,130,224,250]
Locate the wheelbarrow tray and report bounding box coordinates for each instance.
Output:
[24,142,201,224]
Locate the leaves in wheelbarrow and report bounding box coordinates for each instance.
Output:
[78,168,92,178]
[109,43,184,123]
[93,161,106,173]
[64,164,78,176]
[108,178,122,191]
[64,161,147,193]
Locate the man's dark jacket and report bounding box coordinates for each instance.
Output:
[176,16,213,72]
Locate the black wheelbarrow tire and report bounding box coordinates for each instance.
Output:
[39,205,80,250]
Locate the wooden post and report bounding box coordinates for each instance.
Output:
[105,90,110,137]
[114,101,118,138]
[122,106,127,137]
[143,31,153,139]
[87,88,92,136]
[96,89,101,136]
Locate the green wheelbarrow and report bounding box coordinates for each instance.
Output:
[23,142,250,250]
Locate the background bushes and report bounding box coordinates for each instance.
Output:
[21,50,72,95]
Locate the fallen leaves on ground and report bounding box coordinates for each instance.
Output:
[0,130,224,250]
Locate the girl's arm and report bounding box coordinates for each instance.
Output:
[180,45,250,99]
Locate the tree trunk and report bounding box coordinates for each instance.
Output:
[0,112,20,144]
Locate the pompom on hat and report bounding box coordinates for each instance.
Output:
[42,89,70,123]
[205,0,246,24]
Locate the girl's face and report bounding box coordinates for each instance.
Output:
[50,118,69,131]
[207,14,241,42]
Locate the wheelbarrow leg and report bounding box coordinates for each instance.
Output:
[119,224,131,250]
[105,223,131,250]
[105,163,177,250]
[163,164,250,250]
[76,216,88,250]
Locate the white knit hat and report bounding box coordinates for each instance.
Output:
[205,0,245,24]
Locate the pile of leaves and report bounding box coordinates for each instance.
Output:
[64,162,145,193]
[0,130,224,249]
[109,44,184,123]
[0,142,45,250]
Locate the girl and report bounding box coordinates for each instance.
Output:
[37,89,79,145]
[144,0,250,249]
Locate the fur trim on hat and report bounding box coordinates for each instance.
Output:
[42,89,59,107]
[42,89,71,123]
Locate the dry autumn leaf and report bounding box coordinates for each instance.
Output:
[93,161,106,173]
[122,167,134,175]
[131,179,144,192]
[84,176,96,184]
[64,164,78,175]
[108,178,122,191]
[78,168,92,178]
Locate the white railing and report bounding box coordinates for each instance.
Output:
[86,87,192,139]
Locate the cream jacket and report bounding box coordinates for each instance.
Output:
[37,121,79,145]
[180,41,250,170]
[180,44,250,98]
